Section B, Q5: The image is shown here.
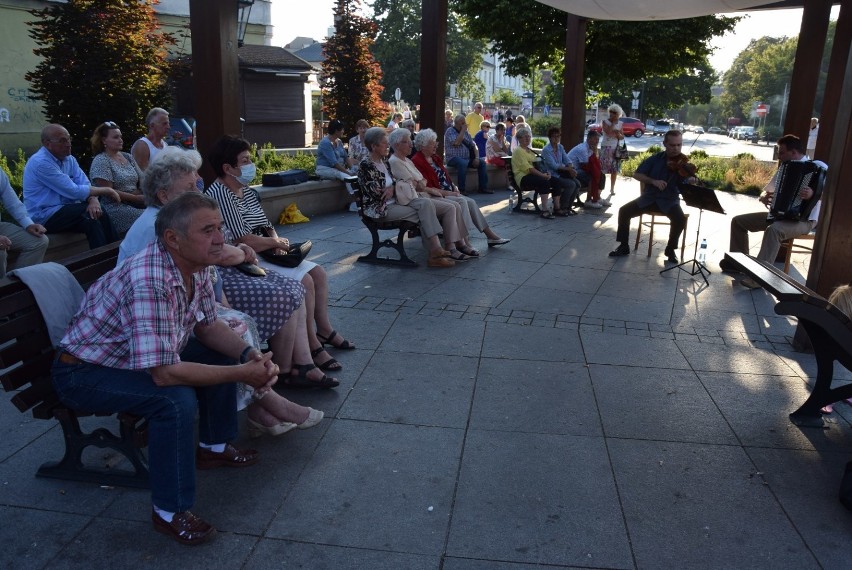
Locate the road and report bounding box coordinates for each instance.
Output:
[621,131,776,161]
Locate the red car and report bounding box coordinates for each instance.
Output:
[588,116,645,138]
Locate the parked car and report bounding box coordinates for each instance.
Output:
[693,126,705,134]
[165,117,196,149]
[586,116,645,138]
[707,127,724,134]
[735,126,755,140]
[652,121,671,136]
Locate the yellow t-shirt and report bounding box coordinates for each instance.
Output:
[511,146,538,187]
[465,112,484,133]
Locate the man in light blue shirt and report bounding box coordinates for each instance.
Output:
[23,124,120,249]
[0,169,49,278]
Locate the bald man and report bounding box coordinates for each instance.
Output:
[23,124,120,249]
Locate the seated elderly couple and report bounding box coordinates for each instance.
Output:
[356,127,509,268]
[118,138,355,437]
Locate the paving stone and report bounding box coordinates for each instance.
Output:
[609,439,820,569]
[446,430,631,567]
[267,421,463,554]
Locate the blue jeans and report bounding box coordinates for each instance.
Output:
[44,202,118,249]
[447,156,488,194]
[51,338,237,512]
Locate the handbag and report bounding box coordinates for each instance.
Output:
[614,141,629,161]
[258,240,312,268]
[394,179,418,206]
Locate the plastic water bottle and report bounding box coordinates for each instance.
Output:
[697,238,707,263]
[508,193,515,213]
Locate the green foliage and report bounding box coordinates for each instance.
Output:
[455,0,738,90]
[620,151,773,195]
[370,0,483,105]
[0,149,28,218]
[531,138,546,149]
[251,144,317,181]
[0,149,27,194]
[494,88,521,106]
[528,116,561,136]
[734,152,755,160]
[322,0,387,138]
[26,0,176,168]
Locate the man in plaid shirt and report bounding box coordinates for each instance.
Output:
[52,192,279,546]
[444,114,490,194]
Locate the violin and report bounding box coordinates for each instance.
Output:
[667,153,697,178]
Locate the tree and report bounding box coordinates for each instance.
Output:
[494,88,521,106]
[322,0,386,135]
[26,0,176,166]
[455,0,738,90]
[600,61,718,120]
[371,0,483,104]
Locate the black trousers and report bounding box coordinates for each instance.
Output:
[615,200,685,250]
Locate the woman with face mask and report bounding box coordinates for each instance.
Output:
[205,136,355,377]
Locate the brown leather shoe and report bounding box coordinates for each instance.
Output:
[196,444,259,470]
[427,253,455,268]
[152,510,216,545]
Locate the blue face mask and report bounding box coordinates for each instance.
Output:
[233,162,256,186]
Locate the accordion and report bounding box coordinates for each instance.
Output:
[767,160,826,223]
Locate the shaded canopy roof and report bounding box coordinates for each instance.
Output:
[532,0,803,21]
[237,44,313,71]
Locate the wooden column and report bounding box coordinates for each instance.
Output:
[420,0,448,150]
[814,0,852,162]
[784,0,832,142]
[805,3,852,298]
[189,0,241,183]
[561,14,587,145]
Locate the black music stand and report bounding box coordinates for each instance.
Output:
[659,183,726,285]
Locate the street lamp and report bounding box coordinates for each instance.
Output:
[237,0,254,47]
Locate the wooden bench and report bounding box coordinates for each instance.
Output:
[506,156,543,214]
[505,156,590,214]
[724,252,852,427]
[350,180,421,267]
[0,243,150,488]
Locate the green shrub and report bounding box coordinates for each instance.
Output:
[734,152,755,160]
[251,143,317,183]
[619,151,773,195]
[689,149,708,159]
[527,116,561,136]
[531,137,546,149]
[0,149,27,195]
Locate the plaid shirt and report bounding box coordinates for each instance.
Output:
[444,126,477,161]
[60,240,217,370]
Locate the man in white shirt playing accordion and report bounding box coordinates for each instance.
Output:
[719,134,827,289]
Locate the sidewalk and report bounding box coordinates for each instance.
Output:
[2,178,851,569]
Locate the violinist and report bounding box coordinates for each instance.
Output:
[609,130,696,262]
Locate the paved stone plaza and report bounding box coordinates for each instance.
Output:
[2,178,851,569]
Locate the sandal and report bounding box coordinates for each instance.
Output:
[311,346,342,372]
[554,209,571,217]
[540,211,555,219]
[458,245,480,257]
[281,364,339,389]
[448,250,471,262]
[317,329,356,350]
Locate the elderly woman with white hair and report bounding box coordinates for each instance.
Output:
[356,127,457,268]
[119,147,325,437]
[388,128,479,260]
[410,128,510,251]
[600,103,625,197]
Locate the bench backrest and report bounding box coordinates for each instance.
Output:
[0,243,120,419]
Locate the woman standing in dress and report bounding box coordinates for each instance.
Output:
[600,104,625,197]
[89,122,145,234]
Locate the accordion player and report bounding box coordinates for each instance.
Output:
[767,160,826,223]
